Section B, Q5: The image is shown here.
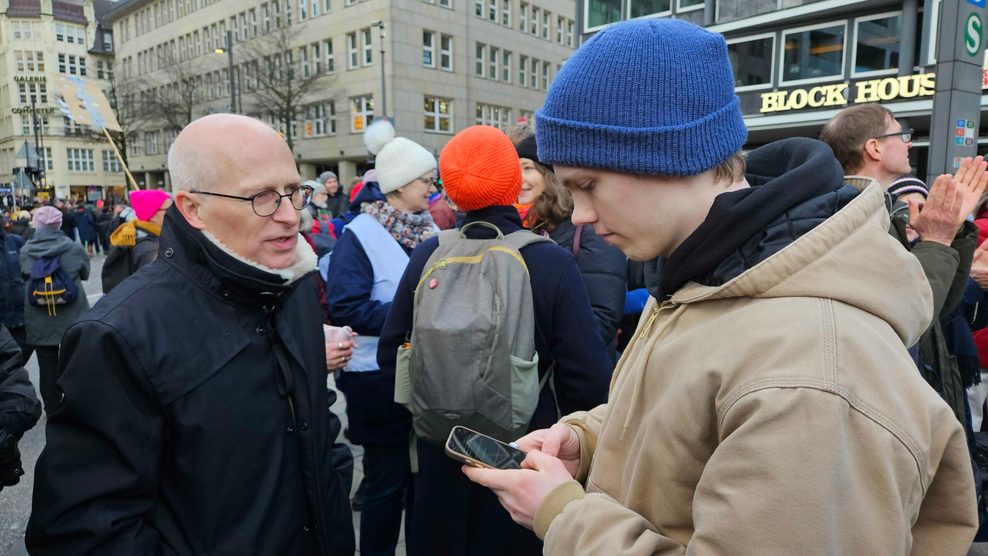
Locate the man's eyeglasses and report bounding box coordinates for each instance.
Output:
[191,185,314,217]
[875,128,913,143]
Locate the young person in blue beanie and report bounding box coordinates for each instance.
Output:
[464,18,979,554]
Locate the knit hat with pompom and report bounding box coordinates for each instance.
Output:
[363,119,436,194]
[440,126,521,211]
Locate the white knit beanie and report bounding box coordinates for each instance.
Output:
[363,119,436,194]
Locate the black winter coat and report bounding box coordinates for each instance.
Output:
[0,230,25,329]
[0,324,41,437]
[549,220,626,346]
[26,207,355,556]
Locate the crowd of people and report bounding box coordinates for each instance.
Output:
[1,16,987,556]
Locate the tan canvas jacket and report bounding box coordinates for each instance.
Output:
[535,182,978,555]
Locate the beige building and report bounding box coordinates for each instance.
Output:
[0,0,126,203]
[105,0,576,188]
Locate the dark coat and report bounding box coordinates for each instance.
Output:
[73,208,97,243]
[0,324,41,437]
[377,206,613,556]
[26,208,355,556]
[326,191,349,219]
[0,230,26,329]
[549,220,626,346]
[58,209,75,239]
[19,230,90,346]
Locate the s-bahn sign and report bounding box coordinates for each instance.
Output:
[760,73,939,113]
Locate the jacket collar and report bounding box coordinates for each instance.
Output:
[158,206,317,309]
[461,206,525,237]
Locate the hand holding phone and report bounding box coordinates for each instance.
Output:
[445,426,527,470]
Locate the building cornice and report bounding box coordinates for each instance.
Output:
[102,0,153,23]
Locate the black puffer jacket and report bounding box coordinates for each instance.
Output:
[0,324,41,436]
[549,220,626,345]
[27,207,355,555]
[0,229,25,330]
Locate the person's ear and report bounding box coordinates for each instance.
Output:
[174,191,207,230]
[863,138,882,162]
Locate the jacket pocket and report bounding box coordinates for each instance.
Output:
[510,353,540,431]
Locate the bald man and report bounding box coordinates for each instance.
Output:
[26,115,356,555]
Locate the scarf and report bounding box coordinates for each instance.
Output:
[361,200,436,250]
[109,220,162,247]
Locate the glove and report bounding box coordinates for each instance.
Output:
[0,429,24,491]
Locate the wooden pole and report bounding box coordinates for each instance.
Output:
[102,127,140,191]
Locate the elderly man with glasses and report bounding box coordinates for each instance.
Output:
[27,114,356,556]
[821,103,986,441]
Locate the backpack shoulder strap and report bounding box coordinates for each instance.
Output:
[502,229,552,252]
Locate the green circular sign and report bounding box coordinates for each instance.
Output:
[966,12,983,57]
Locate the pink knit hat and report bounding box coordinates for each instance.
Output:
[33,206,62,230]
[129,190,171,221]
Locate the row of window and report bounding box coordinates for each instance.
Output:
[586,0,704,31]
[7,20,100,49]
[54,23,86,45]
[16,114,101,139]
[14,145,122,174]
[10,51,112,81]
[727,11,906,90]
[126,0,331,40]
[475,43,555,90]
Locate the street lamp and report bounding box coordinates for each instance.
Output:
[370,21,387,122]
[215,31,237,113]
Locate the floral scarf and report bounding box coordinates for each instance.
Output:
[361,200,436,250]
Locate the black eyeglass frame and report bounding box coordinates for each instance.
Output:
[190,185,314,217]
[874,128,913,143]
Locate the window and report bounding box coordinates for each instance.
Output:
[475,0,483,17]
[65,116,88,136]
[424,96,452,132]
[12,21,36,40]
[529,57,537,88]
[299,0,307,20]
[628,0,670,18]
[347,32,358,69]
[489,46,499,79]
[97,60,111,79]
[502,50,511,82]
[311,42,321,73]
[362,28,373,65]
[20,114,49,136]
[678,0,703,10]
[727,34,774,90]
[55,23,65,42]
[488,0,497,21]
[476,42,486,76]
[531,7,539,34]
[585,0,621,30]
[14,51,44,72]
[782,23,847,83]
[144,131,160,155]
[301,46,310,77]
[18,83,47,105]
[519,55,527,86]
[324,38,335,73]
[566,20,574,47]
[520,3,528,32]
[350,94,374,132]
[440,0,451,7]
[423,30,436,67]
[476,103,510,128]
[311,0,320,16]
[307,101,335,135]
[42,147,53,171]
[541,60,549,89]
[541,11,550,40]
[103,150,123,172]
[854,12,901,76]
[502,0,510,26]
[440,34,453,71]
[67,148,95,172]
[557,16,564,43]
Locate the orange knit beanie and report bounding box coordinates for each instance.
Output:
[439,126,521,211]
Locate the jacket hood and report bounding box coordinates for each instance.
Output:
[670,180,933,347]
[21,230,76,258]
[349,181,386,213]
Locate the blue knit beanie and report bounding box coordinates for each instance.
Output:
[536,19,747,176]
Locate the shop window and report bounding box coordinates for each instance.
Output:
[781,22,846,84]
[854,12,901,76]
[585,0,621,31]
[629,0,670,19]
[727,34,774,90]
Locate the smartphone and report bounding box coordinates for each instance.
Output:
[445,426,527,470]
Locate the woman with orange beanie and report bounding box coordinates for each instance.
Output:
[377,125,612,556]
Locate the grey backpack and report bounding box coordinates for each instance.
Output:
[395,222,552,446]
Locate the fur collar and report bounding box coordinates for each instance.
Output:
[201,230,317,285]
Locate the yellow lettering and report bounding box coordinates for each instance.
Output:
[854,78,881,103]
[825,83,849,106]
[788,89,808,110]
[807,86,827,107]
[898,75,921,98]
[920,73,936,96]
[761,91,785,113]
[877,77,899,101]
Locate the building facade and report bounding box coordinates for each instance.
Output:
[577,0,983,180]
[105,0,577,189]
[0,0,126,203]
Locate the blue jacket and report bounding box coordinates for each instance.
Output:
[0,229,26,329]
[325,205,413,445]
